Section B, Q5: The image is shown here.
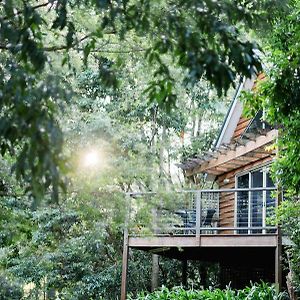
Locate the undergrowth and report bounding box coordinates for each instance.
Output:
[129,282,289,300]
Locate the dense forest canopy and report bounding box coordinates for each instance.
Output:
[0,0,283,201]
[1,0,300,299]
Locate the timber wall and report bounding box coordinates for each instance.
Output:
[231,116,251,141]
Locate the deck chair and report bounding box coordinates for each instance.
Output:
[201,209,217,234]
[202,209,216,226]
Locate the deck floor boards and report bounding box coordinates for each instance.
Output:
[129,234,277,248]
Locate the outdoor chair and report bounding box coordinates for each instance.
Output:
[201,208,217,234]
[202,208,216,226]
[174,208,218,235]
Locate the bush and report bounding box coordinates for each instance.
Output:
[130,282,288,300]
[0,274,23,300]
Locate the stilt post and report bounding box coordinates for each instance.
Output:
[121,194,131,300]
[151,254,159,291]
[182,259,188,288]
[275,187,283,290]
[151,208,159,291]
[275,227,282,291]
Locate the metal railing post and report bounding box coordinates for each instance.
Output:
[196,191,201,238]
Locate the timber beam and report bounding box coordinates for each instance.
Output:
[186,129,277,176]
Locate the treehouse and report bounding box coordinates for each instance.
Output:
[120,75,286,300]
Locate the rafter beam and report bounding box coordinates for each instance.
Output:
[186,129,277,176]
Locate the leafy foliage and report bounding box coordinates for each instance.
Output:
[0,1,296,298]
[242,0,300,293]
[0,273,23,300]
[276,200,300,293]
[130,282,287,300]
[0,0,283,200]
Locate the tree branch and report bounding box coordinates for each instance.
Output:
[2,1,52,21]
[43,34,91,51]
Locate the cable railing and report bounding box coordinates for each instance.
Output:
[126,187,278,236]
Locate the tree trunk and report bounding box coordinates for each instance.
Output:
[197,114,203,137]
[159,124,166,179]
[286,272,297,300]
[286,253,298,300]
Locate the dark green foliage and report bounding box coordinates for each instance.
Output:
[180,130,218,161]
[242,0,300,193]
[0,274,23,300]
[130,282,287,300]
[276,200,300,293]
[0,197,33,247]
[242,0,300,293]
[0,0,283,200]
[0,61,70,203]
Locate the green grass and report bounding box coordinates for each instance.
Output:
[129,282,288,300]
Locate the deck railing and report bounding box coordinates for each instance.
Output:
[126,187,278,236]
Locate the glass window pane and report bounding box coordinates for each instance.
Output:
[252,170,263,188]
[266,171,275,187]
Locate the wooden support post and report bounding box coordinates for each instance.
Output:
[121,229,129,300]
[275,227,282,291]
[121,194,131,300]
[151,208,159,291]
[182,259,188,288]
[275,187,283,291]
[151,254,159,291]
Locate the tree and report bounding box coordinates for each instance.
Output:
[0,0,281,200]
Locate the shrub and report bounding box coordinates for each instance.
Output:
[129,282,288,300]
[0,274,23,300]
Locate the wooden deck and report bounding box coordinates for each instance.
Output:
[129,234,278,249]
[121,187,282,299]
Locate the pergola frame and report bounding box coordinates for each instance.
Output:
[186,129,277,176]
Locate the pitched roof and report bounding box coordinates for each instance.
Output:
[177,74,275,176]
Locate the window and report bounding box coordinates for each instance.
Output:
[235,166,276,234]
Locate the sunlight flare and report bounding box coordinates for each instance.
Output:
[82,150,101,168]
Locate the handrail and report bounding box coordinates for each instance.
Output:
[127,187,279,237]
[150,226,277,231]
[127,187,277,196]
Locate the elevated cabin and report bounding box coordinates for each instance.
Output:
[121,76,284,300]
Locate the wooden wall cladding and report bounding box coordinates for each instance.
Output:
[232,116,251,141]
[217,156,273,231]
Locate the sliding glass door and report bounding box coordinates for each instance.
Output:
[236,166,275,234]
